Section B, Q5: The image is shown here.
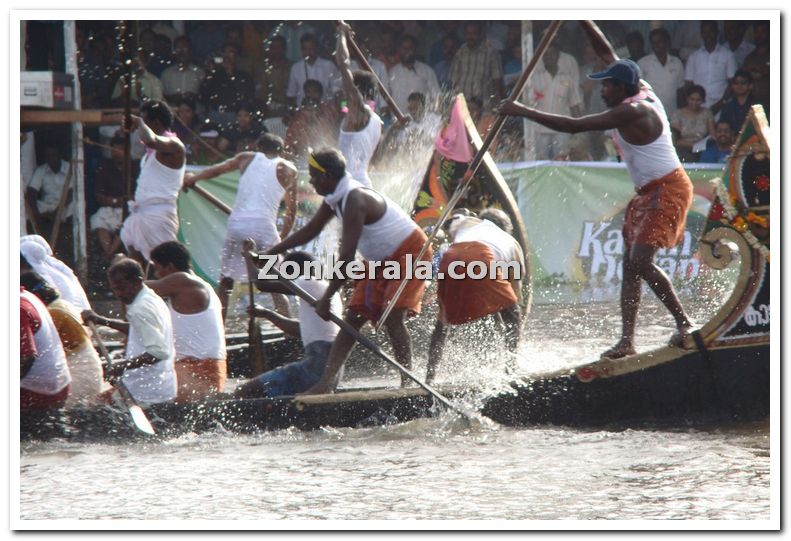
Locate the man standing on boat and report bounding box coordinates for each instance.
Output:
[82,258,177,406]
[334,21,384,189]
[183,133,298,320]
[498,22,694,359]
[426,208,524,384]
[147,241,227,403]
[233,247,342,398]
[119,100,186,268]
[264,148,431,394]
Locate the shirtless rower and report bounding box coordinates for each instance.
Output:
[427,208,524,384]
[498,22,694,359]
[82,258,177,406]
[183,133,297,320]
[119,100,186,268]
[265,148,432,394]
[148,241,227,403]
[334,21,384,189]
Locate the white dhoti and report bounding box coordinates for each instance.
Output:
[220,218,280,282]
[120,202,179,261]
[90,206,123,231]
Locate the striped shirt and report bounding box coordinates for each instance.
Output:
[449,42,503,101]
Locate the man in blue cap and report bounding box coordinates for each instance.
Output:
[498,21,694,359]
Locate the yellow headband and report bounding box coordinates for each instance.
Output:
[308,154,327,173]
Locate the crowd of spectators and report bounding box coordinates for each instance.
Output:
[20,19,771,271]
[28,19,770,168]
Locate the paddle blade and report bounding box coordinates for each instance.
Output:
[127,403,156,435]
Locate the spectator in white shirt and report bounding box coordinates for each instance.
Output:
[388,35,441,113]
[26,145,72,230]
[528,44,583,160]
[286,33,339,109]
[638,28,685,119]
[684,21,737,108]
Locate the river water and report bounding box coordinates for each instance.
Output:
[17,286,775,525]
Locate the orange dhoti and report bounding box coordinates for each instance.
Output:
[624,167,694,249]
[437,241,518,325]
[174,358,227,403]
[348,228,432,324]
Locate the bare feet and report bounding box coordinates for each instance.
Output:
[600,340,637,360]
[669,321,694,348]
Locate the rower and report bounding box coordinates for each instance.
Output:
[21,271,106,408]
[183,133,298,321]
[233,246,341,399]
[334,21,384,189]
[147,241,227,403]
[426,208,524,384]
[264,148,432,394]
[81,258,177,406]
[20,286,71,411]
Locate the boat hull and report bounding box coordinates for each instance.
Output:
[483,343,769,427]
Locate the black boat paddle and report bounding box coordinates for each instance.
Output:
[87,321,156,436]
[270,269,472,421]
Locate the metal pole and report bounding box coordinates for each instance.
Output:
[63,20,87,278]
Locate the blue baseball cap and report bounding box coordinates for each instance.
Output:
[588,59,641,86]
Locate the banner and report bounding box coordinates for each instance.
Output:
[178,161,727,304]
[177,165,425,287]
[500,161,724,302]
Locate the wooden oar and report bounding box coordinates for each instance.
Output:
[247,278,268,376]
[375,20,563,332]
[189,183,233,215]
[270,268,472,420]
[87,321,155,436]
[338,20,407,123]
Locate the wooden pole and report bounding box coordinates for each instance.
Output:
[63,20,88,277]
[273,268,471,419]
[374,21,563,332]
[189,184,232,215]
[338,21,407,123]
[120,21,135,221]
[49,161,74,249]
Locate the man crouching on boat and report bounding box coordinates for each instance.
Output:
[232,245,342,398]
[147,241,227,403]
[497,22,694,360]
[426,208,524,384]
[82,258,177,406]
[264,148,432,394]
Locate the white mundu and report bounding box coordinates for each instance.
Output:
[337,107,383,189]
[294,277,341,346]
[120,149,186,260]
[221,153,287,281]
[122,285,177,405]
[20,290,71,396]
[168,276,226,361]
